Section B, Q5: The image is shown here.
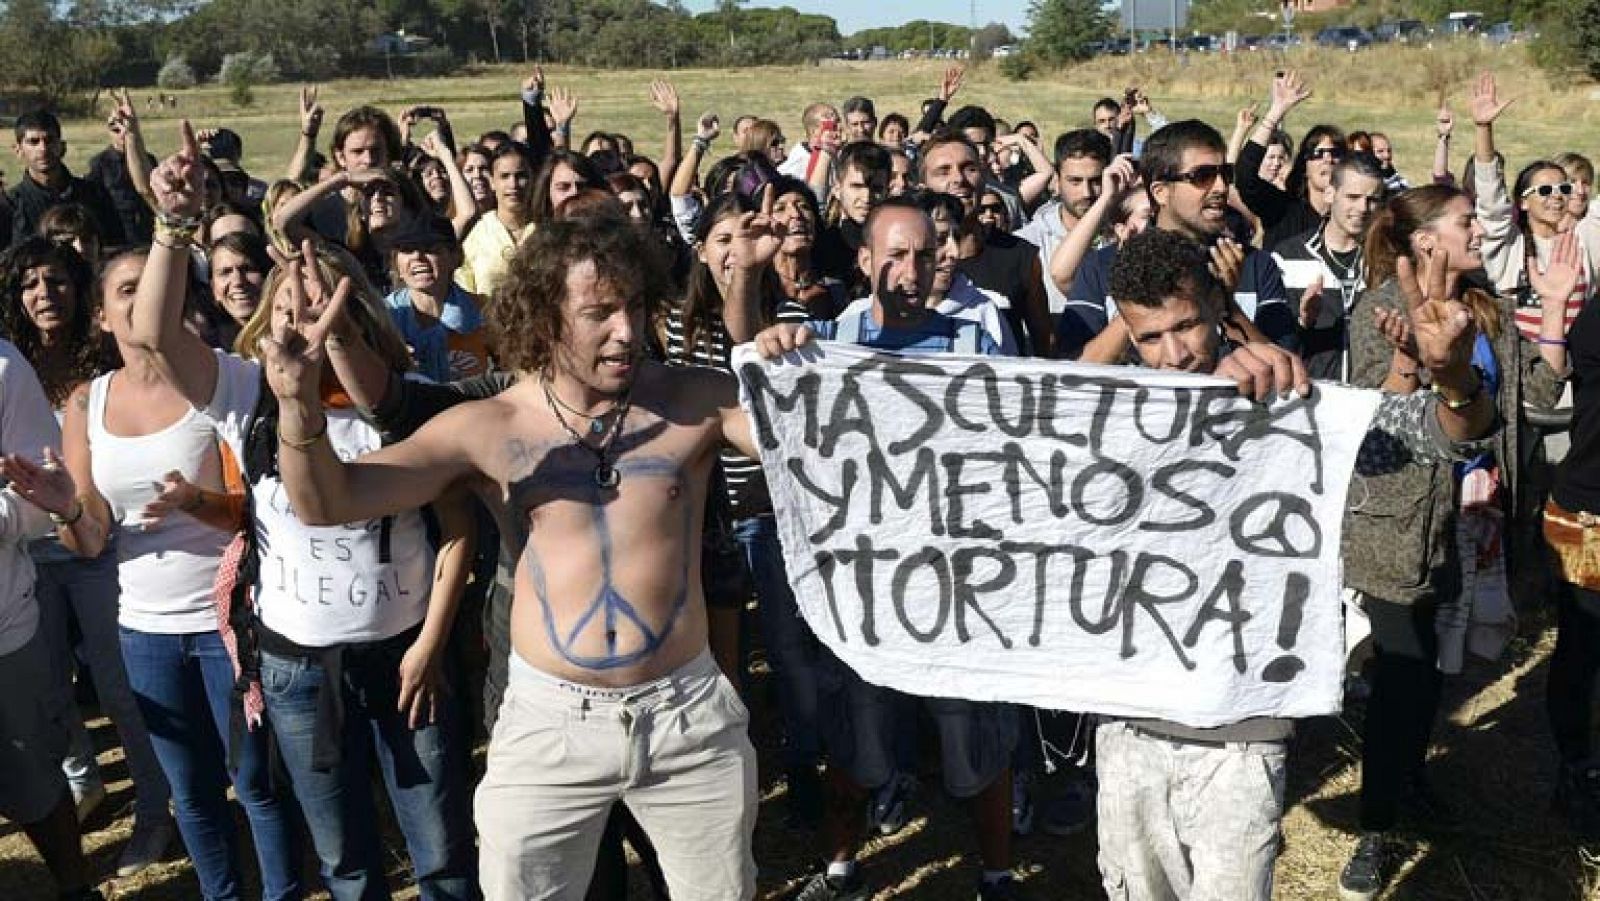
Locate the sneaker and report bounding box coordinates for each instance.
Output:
[116,813,175,877]
[867,773,915,836]
[977,874,1023,901]
[1557,762,1600,838]
[1337,831,1387,901]
[795,870,870,901]
[72,781,106,824]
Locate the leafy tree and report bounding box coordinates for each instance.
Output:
[0,0,121,111]
[846,20,973,53]
[157,53,197,88]
[1572,0,1600,78]
[970,22,1014,59]
[1025,0,1111,64]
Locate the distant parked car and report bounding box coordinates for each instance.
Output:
[1315,26,1373,51]
[1438,11,1485,36]
[1265,33,1304,50]
[1374,19,1427,43]
[992,44,1015,58]
[1484,21,1518,45]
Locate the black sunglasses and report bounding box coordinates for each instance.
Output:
[1309,146,1345,161]
[1169,163,1235,188]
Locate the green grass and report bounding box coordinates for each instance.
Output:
[50,47,1595,190]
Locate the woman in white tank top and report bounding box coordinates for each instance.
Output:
[15,249,301,900]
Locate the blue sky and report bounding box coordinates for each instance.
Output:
[679,1,1033,37]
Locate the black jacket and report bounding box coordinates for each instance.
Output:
[1237,140,1323,250]
[8,168,126,249]
[87,147,157,246]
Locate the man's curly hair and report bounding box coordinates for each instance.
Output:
[1108,228,1224,317]
[489,214,671,375]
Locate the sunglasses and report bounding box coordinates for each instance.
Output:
[1169,163,1235,188]
[1522,182,1575,199]
[978,203,1007,215]
[1309,146,1345,161]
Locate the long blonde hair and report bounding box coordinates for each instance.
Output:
[234,241,413,373]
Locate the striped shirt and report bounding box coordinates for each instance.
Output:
[1514,241,1589,343]
[663,298,809,517]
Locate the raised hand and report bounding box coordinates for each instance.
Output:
[1209,237,1246,293]
[521,64,545,95]
[1411,297,1477,376]
[696,112,720,143]
[110,88,139,133]
[1530,229,1581,308]
[1469,70,1513,127]
[1131,89,1153,116]
[299,85,324,136]
[1436,102,1454,139]
[1394,245,1476,376]
[649,80,680,120]
[731,186,782,272]
[0,448,76,517]
[1268,70,1312,117]
[418,131,448,161]
[1101,153,1139,198]
[150,120,206,219]
[257,241,353,405]
[548,87,578,127]
[1236,103,1259,132]
[939,65,965,103]
[140,470,201,525]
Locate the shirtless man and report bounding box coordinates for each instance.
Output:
[264,213,764,901]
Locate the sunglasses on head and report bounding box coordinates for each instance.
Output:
[1168,163,1235,188]
[1522,182,1575,199]
[1309,146,1345,161]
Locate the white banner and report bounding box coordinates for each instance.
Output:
[734,342,1381,727]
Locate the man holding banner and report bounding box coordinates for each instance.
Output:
[739,220,1496,901]
[1095,228,1493,899]
[763,196,1019,901]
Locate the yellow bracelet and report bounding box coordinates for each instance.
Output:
[279,416,329,451]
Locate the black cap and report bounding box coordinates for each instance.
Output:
[379,214,458,254]
[202,128,244,163]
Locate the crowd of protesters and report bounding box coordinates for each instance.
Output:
[0,60,1595,901]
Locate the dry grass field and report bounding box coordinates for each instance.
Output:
[5,43,1600,901]
[42,42,1600,184]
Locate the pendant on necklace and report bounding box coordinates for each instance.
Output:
[589,417,607,435]
[594,464,621,489]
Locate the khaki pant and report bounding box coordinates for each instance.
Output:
[1096,721,1286,901]
[476,650,757,901]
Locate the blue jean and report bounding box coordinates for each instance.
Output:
[35,554,170,819]
[737,515,821,773]
[120,628,301,901]
[260,646,478,901]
